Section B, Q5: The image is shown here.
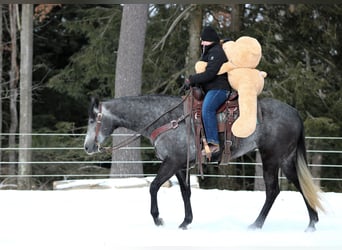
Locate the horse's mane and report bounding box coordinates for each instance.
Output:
[102,94,182,106]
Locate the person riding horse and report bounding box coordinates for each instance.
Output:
[186,26,232,156]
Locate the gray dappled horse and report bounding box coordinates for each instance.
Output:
[84,95,324,231]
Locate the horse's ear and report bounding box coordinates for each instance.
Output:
[89,96,99,119]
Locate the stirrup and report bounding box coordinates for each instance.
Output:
[201,144,220,159]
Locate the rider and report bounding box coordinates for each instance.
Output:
[187,26,231,155]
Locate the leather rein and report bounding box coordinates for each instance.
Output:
[93,92,190,153]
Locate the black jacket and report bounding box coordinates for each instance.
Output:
[189,42,231,93]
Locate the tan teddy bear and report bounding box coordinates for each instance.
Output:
[195,36,267,138]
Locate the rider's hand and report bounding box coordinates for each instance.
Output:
[184,78,191,90]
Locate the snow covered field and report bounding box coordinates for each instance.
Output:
[0,180,341,250]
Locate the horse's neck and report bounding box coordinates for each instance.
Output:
[105,95,183,135]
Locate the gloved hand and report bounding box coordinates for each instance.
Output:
[179,78,190,94]
[183,78,191,90]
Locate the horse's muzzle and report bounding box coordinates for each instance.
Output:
[84,143,99,155]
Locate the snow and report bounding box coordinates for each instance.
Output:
[53,177,152,190]
[0,179,341,250]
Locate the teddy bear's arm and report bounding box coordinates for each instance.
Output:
[196,60,238,76]
[191,53,227,84]
[220,61,237,73]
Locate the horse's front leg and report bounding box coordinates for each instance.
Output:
[149,181,164,226]
[149,157,175,226]
[176,170,193,229]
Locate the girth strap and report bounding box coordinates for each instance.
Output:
[150,114,187,143]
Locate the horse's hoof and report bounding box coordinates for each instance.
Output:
[305,225,316,232]
[179,219,192,230]
[154,217,164,227]
[248,223,262,231]
[178,223,188,230]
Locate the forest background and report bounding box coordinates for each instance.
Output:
[0,4,341,191]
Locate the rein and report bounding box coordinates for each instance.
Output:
[94,103,103,151]
[94,91,191,153]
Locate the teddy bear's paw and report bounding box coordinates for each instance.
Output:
[232,120,256,138]
[195,61,207,73]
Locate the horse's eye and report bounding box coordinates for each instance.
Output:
[89,119,95,124]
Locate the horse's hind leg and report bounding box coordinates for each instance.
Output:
[149,157,178,227]
[249,159,280,230]
[281,156,319,232]
[175,170,193,229]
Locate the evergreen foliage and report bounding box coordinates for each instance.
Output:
[47,5,122,101]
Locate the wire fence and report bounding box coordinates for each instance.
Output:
[1,133,342,186]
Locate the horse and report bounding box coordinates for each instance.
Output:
[83,94,324,231]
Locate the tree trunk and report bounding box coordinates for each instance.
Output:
[0,5,3,174]
[18,4,33,190]
[8,4,19,176]
[111,4,148,177]
[311,153,322,188]
[186,5,202,76]
[254,150,265,191]
[229,4,242,32]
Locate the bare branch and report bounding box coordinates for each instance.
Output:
[152,4,196,51]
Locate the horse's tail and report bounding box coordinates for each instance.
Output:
[296,128,325,213]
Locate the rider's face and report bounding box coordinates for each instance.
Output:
[201,40,213,46]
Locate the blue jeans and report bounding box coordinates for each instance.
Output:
[202,89,229,145]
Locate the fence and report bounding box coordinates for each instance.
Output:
[0,133,342,190]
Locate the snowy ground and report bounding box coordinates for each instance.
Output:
[0,179,341,250]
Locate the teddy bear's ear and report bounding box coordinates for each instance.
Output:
[222,41,235,60]
[222,41,235,50]
[222,40,234,46]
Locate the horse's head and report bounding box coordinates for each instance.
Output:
[84,97,114,154]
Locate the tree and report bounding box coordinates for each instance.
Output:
[47,5,121,102]
[8,4,19,175]
[229,4,242,32]
[18,4,33,190]
[144,4,192,95]
[186,5,202,77]
[0,5,3,174]
[110,4,148,177]
[254,151,265,191]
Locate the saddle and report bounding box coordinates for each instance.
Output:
[184,87,239,172]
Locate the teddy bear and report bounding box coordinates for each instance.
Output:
[195,36,267,138]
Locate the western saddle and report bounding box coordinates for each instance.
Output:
[184,87,239,172]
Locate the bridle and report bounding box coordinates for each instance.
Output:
[92,102,143,153]
[94,102,104,152]
[92,91,191,153]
